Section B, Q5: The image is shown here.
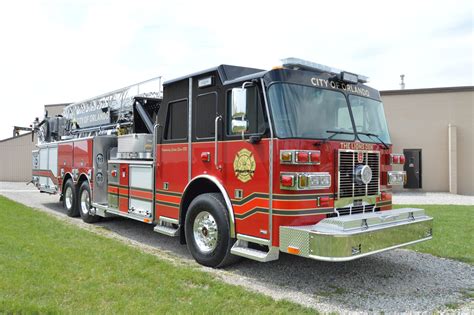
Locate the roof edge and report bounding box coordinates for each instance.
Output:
[381,86,474,95]
[0,131,33,143]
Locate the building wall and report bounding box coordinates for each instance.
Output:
[0,104,67,182]
[0,133,36,182]
[382,88,474,195]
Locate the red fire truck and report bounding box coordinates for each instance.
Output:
[32,58,433,267]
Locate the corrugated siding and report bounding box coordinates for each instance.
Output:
[0,133,36,182]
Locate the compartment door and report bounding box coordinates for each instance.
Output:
[129,164,154,219]
[107,162,119,209]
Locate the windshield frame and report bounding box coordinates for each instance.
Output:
[266,81,356,142]
[265,81,391,145]
[347,94,392,145]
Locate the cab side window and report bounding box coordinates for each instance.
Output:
[164,99,188,140]
[227,86,266,135]
[195,93,217,139]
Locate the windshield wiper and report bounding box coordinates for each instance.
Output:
[322,130,355,143]
[357,132,389,149]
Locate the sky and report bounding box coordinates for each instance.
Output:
[0,0,472,140]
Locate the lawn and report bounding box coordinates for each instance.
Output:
[394,204,474,265]
[0,196,313,314]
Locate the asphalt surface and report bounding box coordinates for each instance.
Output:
[1,182,473,313]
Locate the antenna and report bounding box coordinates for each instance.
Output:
[400,74,405,90]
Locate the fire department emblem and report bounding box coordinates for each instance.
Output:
[233,148,256,183]
[357,151,364,163]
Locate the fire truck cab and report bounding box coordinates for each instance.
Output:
[32,58,433,267]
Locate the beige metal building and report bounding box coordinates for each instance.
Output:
[0,104,67,182]
[382,86,473,195]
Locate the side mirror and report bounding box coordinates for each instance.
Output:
[231,119,248,134]
[231,87,248,134]
[231,88,247,119]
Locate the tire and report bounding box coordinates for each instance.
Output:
[185,193,240,268]
[63,179,79,217]
[78,181,100,223]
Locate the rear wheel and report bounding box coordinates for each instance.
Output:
[185,193,239,268]
[63,179,79,217]
[78,181,100,223]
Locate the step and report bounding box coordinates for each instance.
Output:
[153,224,179,237]
[231,240,279,262]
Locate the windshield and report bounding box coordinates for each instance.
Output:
[268,83,355,141]
[348,95,391,144]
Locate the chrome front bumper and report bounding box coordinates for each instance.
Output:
[279,208,433,262]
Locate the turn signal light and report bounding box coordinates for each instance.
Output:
[388,171,406,185]
[280,151,293,162]
[280,174,295,187]
[298,174,309,188]
[390,154,405,165]
[381,191,392,200]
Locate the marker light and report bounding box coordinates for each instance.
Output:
[287,246,300,255]
[296,151,310,163]
[280,150,320,164]
[311,150,321,164]
[318,196,330,207]
[200,152,210,162]
[388,171,406,185]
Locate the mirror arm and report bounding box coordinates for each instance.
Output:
[247,135,262,144]
[241,81,254,89]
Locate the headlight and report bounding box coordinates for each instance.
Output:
[388,171,406,185]
[281,172,331,190]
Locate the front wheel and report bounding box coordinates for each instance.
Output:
[78,181,100,223]
[185,193,240,268]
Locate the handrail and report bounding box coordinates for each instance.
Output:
[214,115,222,170]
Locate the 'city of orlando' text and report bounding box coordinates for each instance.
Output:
[311,78,370,97]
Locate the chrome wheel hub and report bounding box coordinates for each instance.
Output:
[80,189,90,215]
[193,211,218,254]
[65,186,73,209]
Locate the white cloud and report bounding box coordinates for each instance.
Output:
[0,0,472,139]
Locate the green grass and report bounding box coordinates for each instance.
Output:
[394,204,474,265]
[0,196,314,314]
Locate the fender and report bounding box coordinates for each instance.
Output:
[181,174,236,238]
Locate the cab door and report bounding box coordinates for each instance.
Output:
[155,79,190,221]
[221,84,271,240]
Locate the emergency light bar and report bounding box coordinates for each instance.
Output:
[281,57,368,83]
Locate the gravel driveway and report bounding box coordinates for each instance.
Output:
[1,182,473,313]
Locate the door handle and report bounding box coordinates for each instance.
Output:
[214,115,222,170]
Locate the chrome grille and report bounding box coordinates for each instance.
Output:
[338,150,380,198]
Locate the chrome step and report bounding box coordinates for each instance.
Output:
[231,240,279,262]
[153,224,179,237]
